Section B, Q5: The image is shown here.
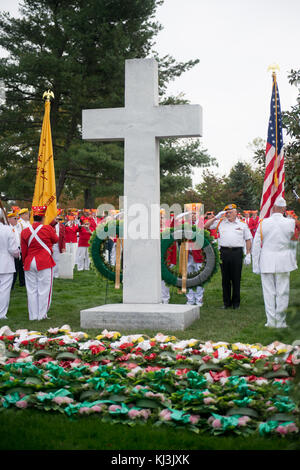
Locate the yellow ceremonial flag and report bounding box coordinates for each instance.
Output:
[31,92,57,225]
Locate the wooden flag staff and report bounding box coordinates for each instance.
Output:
[0,199,9,225]
[115,237,123,289]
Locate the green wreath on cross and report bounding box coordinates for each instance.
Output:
[88,220,124,283]
[160,224,220,288]
[88,221,220,287]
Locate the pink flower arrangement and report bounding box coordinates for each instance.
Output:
[212,419,222,429]
[139,409,151,420]
[90,405,103,413]
[203,397,215,405]
[238,416,251,427]
[145,391,165,402]
[208,416,222,429]
[189,415,200,424]
[276,423,298,435]
[79,406,92,414]
[159,409,172,421]
[52,396,74,405]
[16,400,28,409]
[108,404,122,412]
[127,409,139,419]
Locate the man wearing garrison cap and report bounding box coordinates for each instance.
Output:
[204,203,252,309]
[252,197,298,328]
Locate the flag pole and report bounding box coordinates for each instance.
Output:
[267,64,280,188]
[31,89,57,224]
[260,63,284,219]
[0,199,9,225]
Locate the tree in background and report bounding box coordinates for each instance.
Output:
[160,138,216,206]
[226,161,261,210]
[0,0,215,208]
[194,170,234,213]
[282,69,300,209]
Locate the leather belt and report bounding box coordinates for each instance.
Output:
[220,246,242,251]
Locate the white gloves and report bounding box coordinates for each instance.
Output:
[244,253,251,265]
[215,211,226,220]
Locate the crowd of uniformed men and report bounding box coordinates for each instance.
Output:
[0,198,298,328]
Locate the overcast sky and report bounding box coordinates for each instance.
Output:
[1,0,299,185]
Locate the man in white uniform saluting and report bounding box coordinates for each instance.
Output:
[252,196,297,328]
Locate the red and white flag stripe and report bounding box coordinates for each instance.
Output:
[259,143,285,219]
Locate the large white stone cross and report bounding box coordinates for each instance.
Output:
[82,58,202,305]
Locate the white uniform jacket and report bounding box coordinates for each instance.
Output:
[0,224,19,273]
[17,219,31,236]
[252,213,297,274]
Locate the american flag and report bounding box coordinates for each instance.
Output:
[259,73,285,219]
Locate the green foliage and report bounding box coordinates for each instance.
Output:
[194,163,263,212]
[160,138,216,205]
[226,161,261,210]
[194,171,230,212]
[282,69,300,207]
[0,0,215,207]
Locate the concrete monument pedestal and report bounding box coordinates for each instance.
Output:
[80,304,200,332]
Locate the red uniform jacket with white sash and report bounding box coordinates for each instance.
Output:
[21,222,59,271]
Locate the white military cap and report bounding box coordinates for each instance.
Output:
[274,196,287,207]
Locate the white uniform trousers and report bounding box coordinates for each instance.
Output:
[25,258,53,321]
[77,246,90,271]
[161,263,175,304]
[66,242,78,268]
[186,253,204,306]
[52,243,60,278]
[161,280,170,304]
[0,273,14,319]
[261,272,290,328]
[110,242,116,266]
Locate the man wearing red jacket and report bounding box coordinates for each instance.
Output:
[76,218,92,271]
[65,216,78,268]
[49,213,66,278]
[247,211,260,238]
[21,206,58,321]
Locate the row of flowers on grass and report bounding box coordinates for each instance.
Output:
[0,325,299,437]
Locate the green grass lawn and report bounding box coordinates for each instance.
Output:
[1,255,299,451]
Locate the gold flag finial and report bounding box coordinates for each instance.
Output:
[42,89,54,101]
[267,63,280,75]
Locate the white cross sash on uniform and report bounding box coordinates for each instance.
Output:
[28,225,52,256]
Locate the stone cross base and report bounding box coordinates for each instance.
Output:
[80,304,200,332]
